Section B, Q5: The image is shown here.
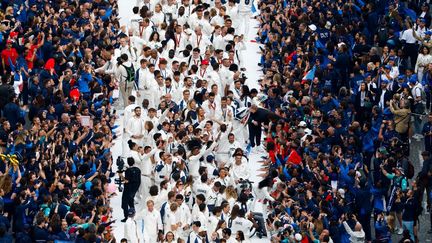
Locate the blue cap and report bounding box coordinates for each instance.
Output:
[389,56,395,61]
[402,82,409,88]
[426,31,432,35]
[384,64,391,69]
[381,80,389,84]
[364,73,371,78]
[85,181,92,191]
[398,74,405,79]
[419,18,426,23]
[409,74,418,83]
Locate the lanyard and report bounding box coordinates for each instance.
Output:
[175,34,181,47]
[139,26,145,38]
[200,68,206,77]
[197,35,202,47]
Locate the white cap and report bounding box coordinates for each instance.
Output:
[222,52,229,59]
[308,24,317,31]
[325,21,332,29]
[298,121,307,127]
[295,233,303,241]
[337,42,346,48]
[338,188,345,198]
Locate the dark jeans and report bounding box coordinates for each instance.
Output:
[404,43,419,69]
[359,212,372,241]
[248,123,261,147]
[121,186,138,218]
[427,89,431,111]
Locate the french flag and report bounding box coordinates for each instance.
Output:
[287,149,302,165]
[302,65,316,82]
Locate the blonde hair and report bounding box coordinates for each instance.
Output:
[225,186,238,200]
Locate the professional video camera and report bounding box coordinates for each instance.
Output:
[114,156,125,192]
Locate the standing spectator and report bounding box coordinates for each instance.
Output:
[389,99,411,142]
[422,112,432,153]
[401,190,418,241]
[121,157,141,222]
[1,39,18,75]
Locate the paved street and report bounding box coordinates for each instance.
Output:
[390,138,430,242]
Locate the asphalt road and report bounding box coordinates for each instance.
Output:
[389,138,430,242]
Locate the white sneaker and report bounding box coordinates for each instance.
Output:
[397,228,403,235]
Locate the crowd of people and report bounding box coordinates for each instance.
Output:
[0,0,431,242]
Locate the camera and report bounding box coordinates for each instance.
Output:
[116,156,125,172]
[115,157,125,192]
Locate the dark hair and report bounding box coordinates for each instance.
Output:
[127,157,134,166]
[149,185,159,196]
[127,140,137,150]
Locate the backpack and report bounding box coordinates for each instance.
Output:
[406,161,415,179]
[415,85,427,102]
[122,64,135,83]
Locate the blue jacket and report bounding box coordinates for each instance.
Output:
[78,72,92,93]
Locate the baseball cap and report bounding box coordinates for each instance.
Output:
[9,32,18,39]
[384,64,391,69]
[426,31,432,36]
[378,146,389,155]
[308,24,317,31]
[338,188,345,198]
[298,121,307,127]
[201,59,209,65]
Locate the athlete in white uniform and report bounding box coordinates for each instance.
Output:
[238,0,253,37]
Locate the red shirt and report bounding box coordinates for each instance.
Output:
[1,48,18,66]
[25,44,38,70]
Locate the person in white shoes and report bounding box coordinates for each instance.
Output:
[125,106,145,146]
[124,208,143,243]
[137,145,158,201]
[122,96,138,156]
[237,0,253,37]
[135,200,163,243]
[129,7,143,36]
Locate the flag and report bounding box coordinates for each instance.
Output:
[302,65,316,81]
[287,149,302,165]
[403,8,417,22]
